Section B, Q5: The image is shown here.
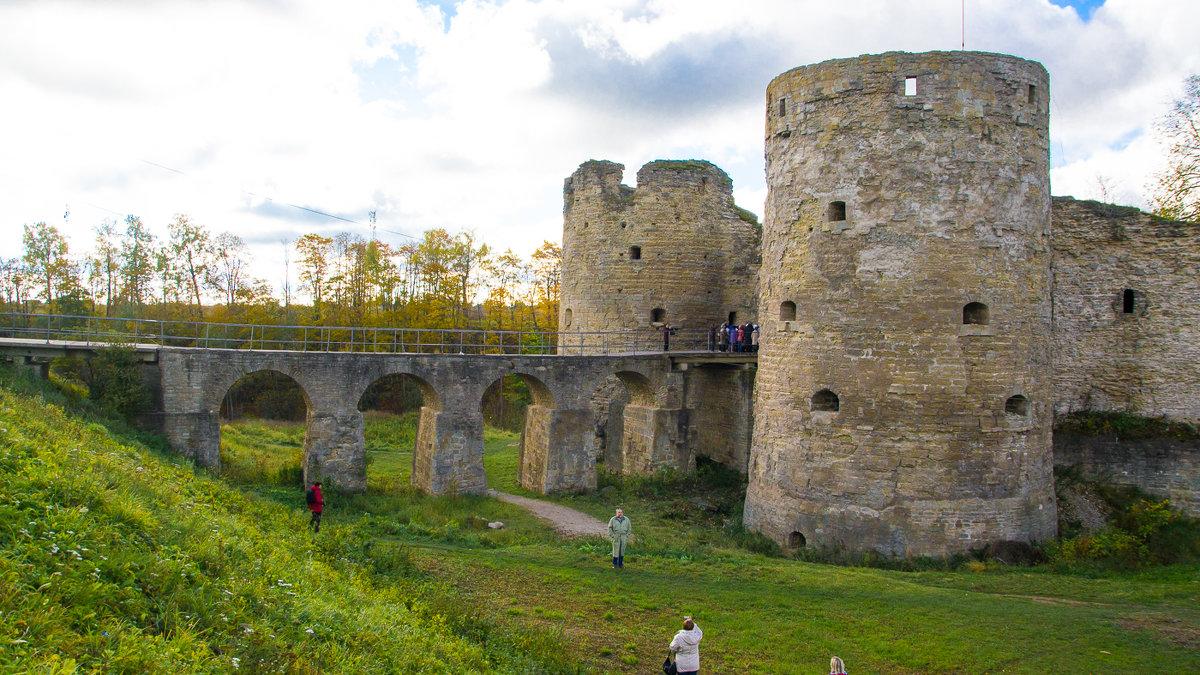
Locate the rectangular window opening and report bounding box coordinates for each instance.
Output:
[778,97,787,116]
[629,245,642,261]
[904,76,917,96]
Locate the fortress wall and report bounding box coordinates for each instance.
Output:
[684,365,755,472]
[745,51,1058,555]
[1055,434,1200,517]
[559,160,760,345]
[1051,198,1200,422]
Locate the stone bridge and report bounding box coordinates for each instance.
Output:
[0,338,755,494]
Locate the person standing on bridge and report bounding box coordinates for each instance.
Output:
[608,507,631,568]
[306,480,324,533]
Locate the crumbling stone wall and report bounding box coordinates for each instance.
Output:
[559,160,760,343]
[1051,198,1200,422]
[745,51,1058,555]
[1055,434,1200,516]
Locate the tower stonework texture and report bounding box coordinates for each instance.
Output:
[559,159,760,347]
[744,51,1058,555]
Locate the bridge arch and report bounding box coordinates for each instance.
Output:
[216,369,311,485]
[355,371,443,491]
[482,370,567,493]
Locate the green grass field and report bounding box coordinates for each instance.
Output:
[213,415,1200,673]
[3,370,1199,673]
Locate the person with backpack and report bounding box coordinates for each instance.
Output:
[306,480,324,533]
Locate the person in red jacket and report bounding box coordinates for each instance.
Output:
[306,481,324,533]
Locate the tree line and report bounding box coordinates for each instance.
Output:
[0,215,561,334]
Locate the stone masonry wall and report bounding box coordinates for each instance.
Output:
[684,365,755,472]
[745,51,1058,556]
[559,160,761,345]
[1051,198,1200,422]
[1055,434,1200,516]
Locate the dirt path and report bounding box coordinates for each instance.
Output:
[489,490,607,538]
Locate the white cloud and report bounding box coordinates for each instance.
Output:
[1,0,1198,299]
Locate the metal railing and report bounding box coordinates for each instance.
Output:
[0,313,728,356]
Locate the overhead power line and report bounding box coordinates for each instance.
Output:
[138,158,416,240]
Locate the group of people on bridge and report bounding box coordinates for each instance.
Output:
[709,321,758,353]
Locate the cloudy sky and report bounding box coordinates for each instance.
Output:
[1,0,1197,296]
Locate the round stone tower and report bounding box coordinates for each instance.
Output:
[559,159,759,351]
[744,51,1058,555]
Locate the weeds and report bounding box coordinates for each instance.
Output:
[1056,410,1200,441]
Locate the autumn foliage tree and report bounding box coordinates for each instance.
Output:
[1152,74,1200,223]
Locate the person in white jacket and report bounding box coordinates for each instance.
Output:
[669,616,703,675]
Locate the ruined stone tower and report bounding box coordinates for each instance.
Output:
[559,159,760,350]
[744,51,1058,555]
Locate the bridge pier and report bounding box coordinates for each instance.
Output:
[620,405,694,473]
[162,411,221,468]
[412,405,487,495]
[303,407,367,492]
[518,406,596,493]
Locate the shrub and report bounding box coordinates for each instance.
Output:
[1049,497,1199,569]
[84,345,151,417]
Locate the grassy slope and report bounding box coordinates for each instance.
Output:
[5,393,1199,674]
[0,387,579,673]
[217,418,1200,674]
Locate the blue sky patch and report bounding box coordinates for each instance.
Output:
[1048,0,1105,20]
[1109,128,1142,152]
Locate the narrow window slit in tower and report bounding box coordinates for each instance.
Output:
[629,246,641,260]
[828,201,846,222]
[905,76,917,96]
[779,97,787,117]
[1028,84,1036,105]
[1122,288,1136,314]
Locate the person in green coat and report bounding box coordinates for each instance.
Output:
[607,508,631,568]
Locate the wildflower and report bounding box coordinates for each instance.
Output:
[305,629,314,634]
